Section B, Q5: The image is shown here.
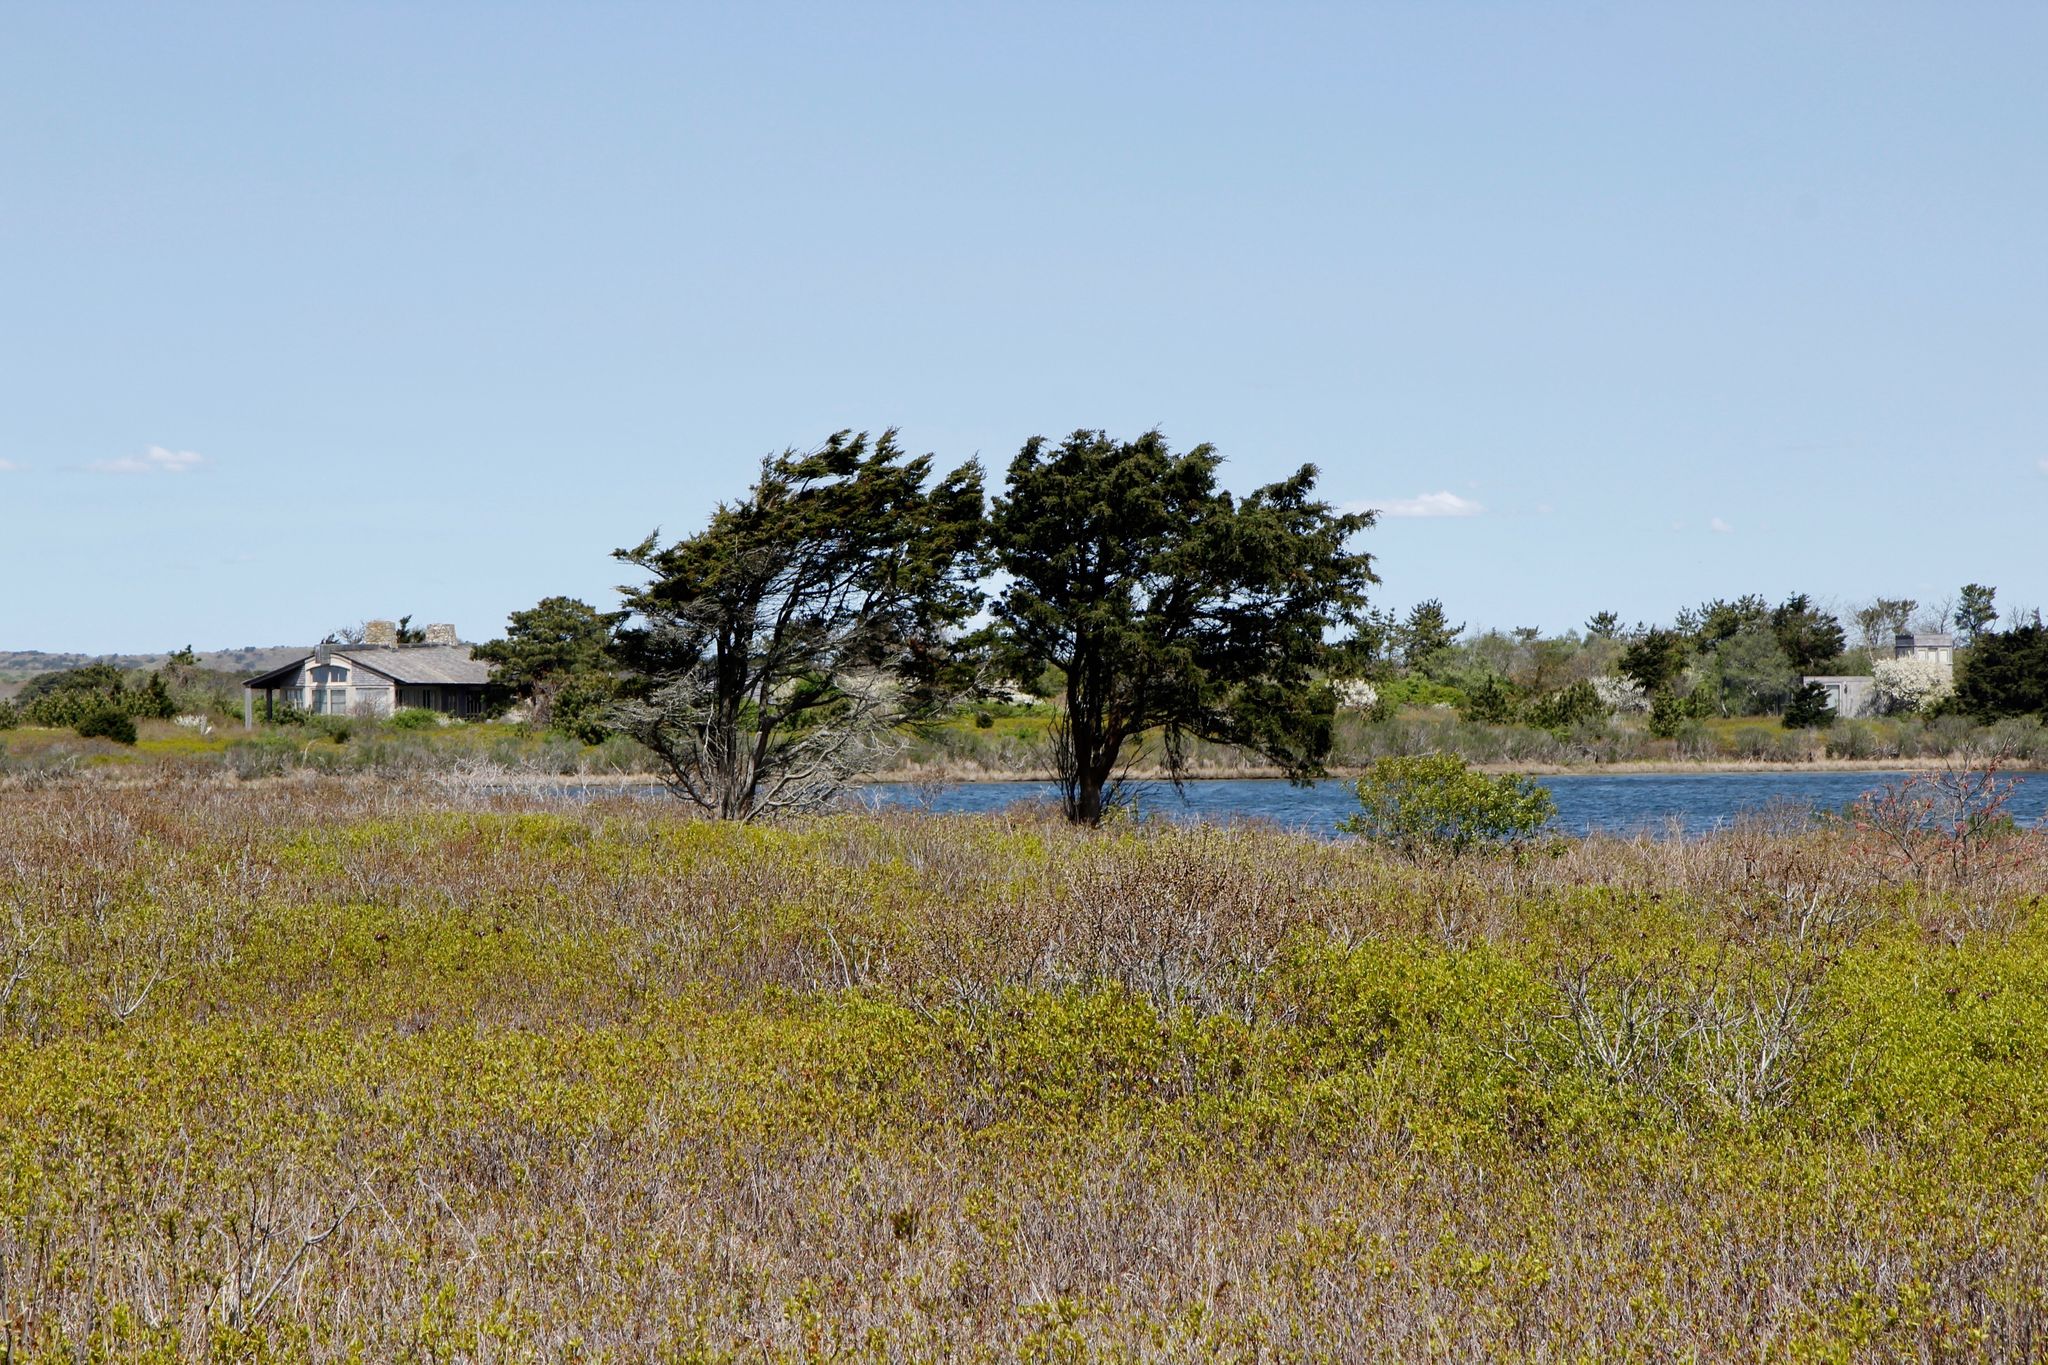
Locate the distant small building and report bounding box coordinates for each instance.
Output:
[1804,632,1956,720]
[1893,631,1955,665]
[1808,674,1876,718]
[241,620,492,726]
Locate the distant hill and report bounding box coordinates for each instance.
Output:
[0,646,308,700]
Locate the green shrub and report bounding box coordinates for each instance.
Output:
[308,715,354,743]
[74,706,138,745]
[0,700,17,731]
[389,707,444,731]
[1374,673,1468,711]
[1341,752,1556,862]
[1456,675,1520,725]
[548,672,620,744]
[1781,680,1836,730]
[1824,722,1882,760]
[1525,679,1605,734]
[1647,692,1686,738]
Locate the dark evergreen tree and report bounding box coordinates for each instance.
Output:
[1952,623,2048,720]
[474,596,624,732]
[1398,599,1463,668]
[989,429,1376,826]
[1954,584,1999,645]
[612,430,985,820]
[1769,593,1847,673]
[1617,628,1692,697]
[1781,680,1837,730]
[1457,673,1519,724]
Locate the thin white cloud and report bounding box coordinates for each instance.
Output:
[1709,516,1734,533]
[93,445,206,475]
[2037,457,2048,475]
[0,458,19,472]
[1348,491,1485,519]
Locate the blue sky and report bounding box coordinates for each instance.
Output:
[3,2,2044,653]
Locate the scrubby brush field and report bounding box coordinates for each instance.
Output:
[2,775,2047,1361]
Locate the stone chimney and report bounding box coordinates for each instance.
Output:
[424,623,459,646]
[363,619,399,646]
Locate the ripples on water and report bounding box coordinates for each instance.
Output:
[860,771,2048,839]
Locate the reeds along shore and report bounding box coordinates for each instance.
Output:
[2,774,2046,1360]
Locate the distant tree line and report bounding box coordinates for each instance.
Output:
[1340,583,2046,738]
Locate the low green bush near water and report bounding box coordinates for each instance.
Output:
[1342,752,1556,862]
[2,774,2045,1359]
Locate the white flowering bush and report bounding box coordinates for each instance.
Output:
[1590,675,1649,714]
[1333,679,1379,712]
[1870,658,1953,715]
[171,714,215,736]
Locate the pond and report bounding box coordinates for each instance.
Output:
[853,770,2048,838]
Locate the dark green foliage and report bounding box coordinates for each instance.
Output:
[0,700,17,731]
[1398,599,1463,668]
[1782,681,1837,730]
[1679,595,1770,650]
[1618,629,1691,697]
[1954,584,1998,645]
[1646,690,1707,739]
[1525,679,1605,734]
[388,708,443,731]
[1340,752,1556,862]
[74,706,138,745]
[1769,593,1851,671]
[130,671,175,720]
[1704,630,1798,717]
[1585,611,1621,640]
[614,429,985,819]
[1769,594,1847,673]
[475,596,624,733]
[1457,674,1519,725]
[548,673,623,745]
[16,664,174,728]
[1952,624,2048,721]
[18,662,126,707]
[989,429,1376,825]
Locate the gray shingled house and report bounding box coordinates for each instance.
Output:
[241,620,493,726]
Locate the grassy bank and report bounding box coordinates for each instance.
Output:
[2,775,2046,1359]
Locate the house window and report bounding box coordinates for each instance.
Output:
[311,665,351,685]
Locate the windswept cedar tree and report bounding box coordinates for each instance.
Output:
[990,429,1377,826]
[612,430,984,820]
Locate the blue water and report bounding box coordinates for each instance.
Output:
[856,771,2048,838]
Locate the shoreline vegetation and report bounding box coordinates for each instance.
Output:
[3,772,2045,1358]
[6,706,2047,788]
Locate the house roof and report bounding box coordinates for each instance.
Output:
[243,644,493,689]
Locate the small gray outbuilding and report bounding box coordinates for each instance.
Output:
[241,620,492,726]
